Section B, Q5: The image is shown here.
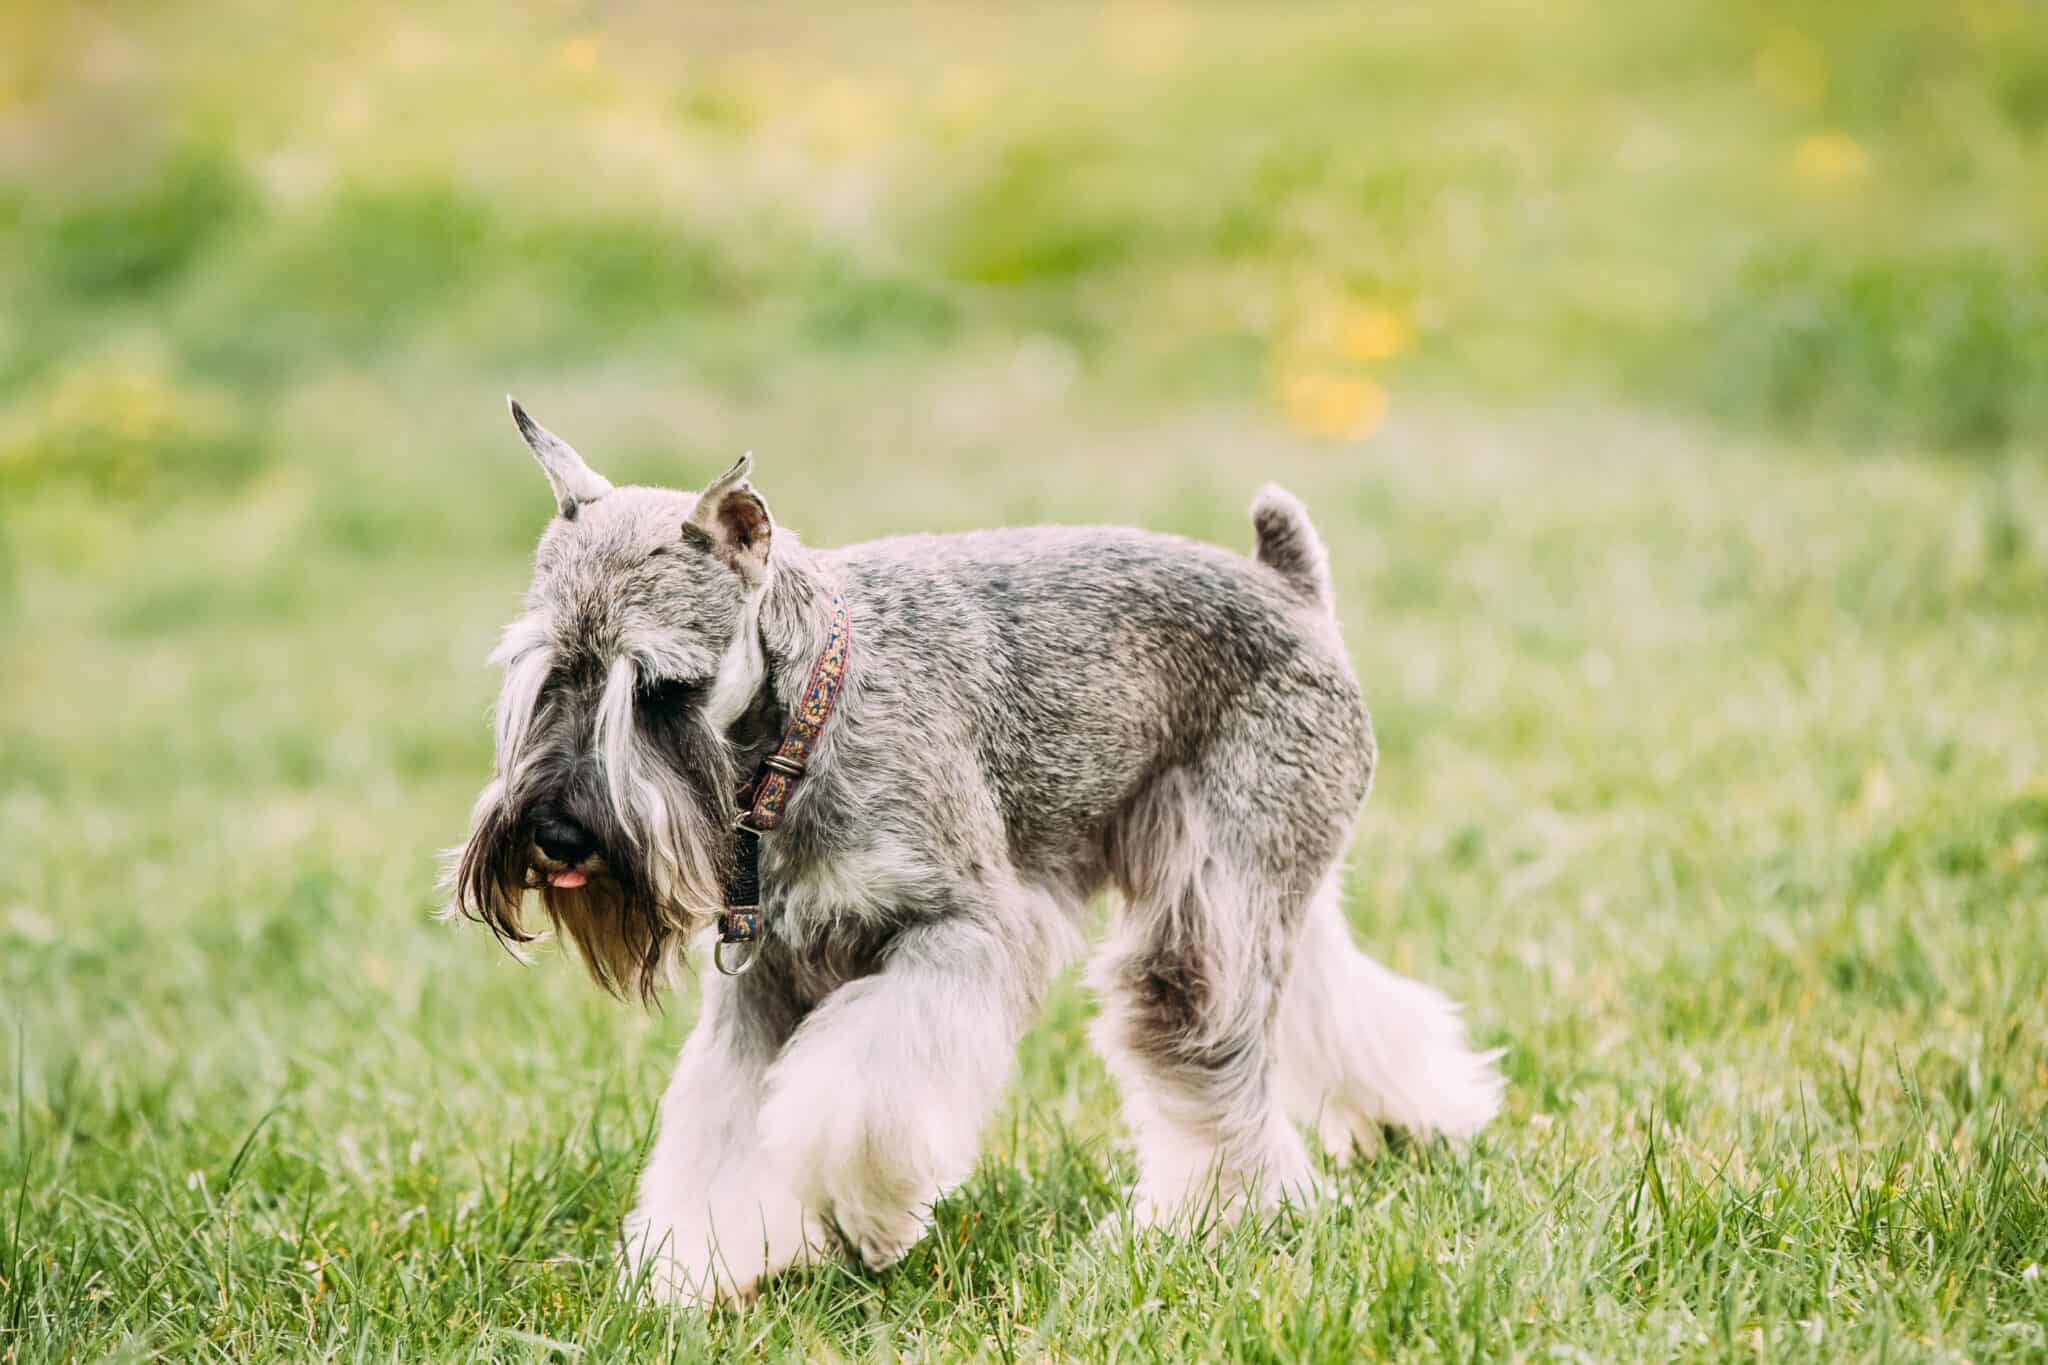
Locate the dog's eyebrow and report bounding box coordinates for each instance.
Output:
[488,615,552,668]
[492,644,555,768]
[484,616,558,765]
[628,640,719,683]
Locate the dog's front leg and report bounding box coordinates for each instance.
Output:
[621,965,822,1308]
[756,911,1058,1272]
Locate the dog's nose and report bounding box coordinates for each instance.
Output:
[534,810,595,866]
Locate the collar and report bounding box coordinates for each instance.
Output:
[714,587,849,975]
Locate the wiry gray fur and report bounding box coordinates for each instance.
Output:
[449,401,1505,1305]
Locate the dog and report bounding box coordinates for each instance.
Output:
[450,399,1504,1306]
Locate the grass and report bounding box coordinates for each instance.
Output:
[3,2,2047,1360]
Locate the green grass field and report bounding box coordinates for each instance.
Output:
[4,2,2046,1359]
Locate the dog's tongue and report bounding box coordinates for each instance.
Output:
[546,868,589,890]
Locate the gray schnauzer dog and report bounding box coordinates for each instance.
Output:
[451,399,1503,1306]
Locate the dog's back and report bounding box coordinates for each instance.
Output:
[813,505,1372,904]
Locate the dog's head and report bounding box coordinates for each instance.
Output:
[450,399,778,1000]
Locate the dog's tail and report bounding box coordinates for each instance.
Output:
[1250,484,1333,611]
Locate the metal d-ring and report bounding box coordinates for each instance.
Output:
[714,935,760,977]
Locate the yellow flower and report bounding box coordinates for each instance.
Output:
[557,33,602,77]
[1339,305,1415,363]
[812,77,888,155]
[1274,370,1388,440]
[1794,131,1869,183]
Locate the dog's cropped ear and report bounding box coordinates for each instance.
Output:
[508,396,612,518]
[686,452,772,581]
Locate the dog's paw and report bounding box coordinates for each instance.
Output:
[856,1233,914,1272]
[617,1213,778,1310]
[618,1182,827,1310]
[1087,1196,1225,1250]
[1313,1105,1385,1166]
[843,1212,930,1273]
[618,1229,716,1310]
[1109,1157,1330,1246]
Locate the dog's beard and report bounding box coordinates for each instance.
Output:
[450,678,740,1003]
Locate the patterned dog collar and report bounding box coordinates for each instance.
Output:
[715,587,850,975]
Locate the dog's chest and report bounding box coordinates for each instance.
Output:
[763,828,939,933]
[748,831,939,1002]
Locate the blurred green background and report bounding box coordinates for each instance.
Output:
[3,2,2046,1359]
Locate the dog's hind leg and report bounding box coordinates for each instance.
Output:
[1273,871,1504,1162]
[1089,769,1322,1229]
[621,965,825,1307]
[755,881,1073,1271]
